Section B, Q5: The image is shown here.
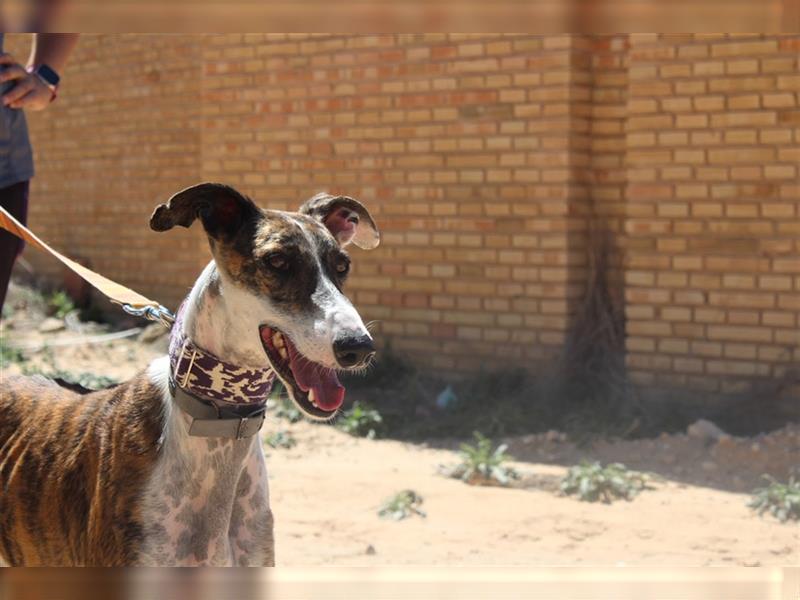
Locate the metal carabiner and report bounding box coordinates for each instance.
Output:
[121,303,176,329]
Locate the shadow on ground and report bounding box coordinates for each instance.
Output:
[341,351,800,496]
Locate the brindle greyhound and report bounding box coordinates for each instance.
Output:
[0,183,379,566]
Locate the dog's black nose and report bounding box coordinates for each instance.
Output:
[333,335,375,368]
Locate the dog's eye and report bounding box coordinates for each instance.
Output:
[335,258,350,275]
[266,253,289,272]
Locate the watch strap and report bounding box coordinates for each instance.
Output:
[27,64,60,102]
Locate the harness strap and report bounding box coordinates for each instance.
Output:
[0,205,173,326]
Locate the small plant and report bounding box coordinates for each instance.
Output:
[265,430,296,449]
[47,290,76,319]
[1,303,14,319]
[337,402,383,439]
[378,489,426,521]
[561,461,653,503]
[748,475,800,523]
[21,366,118,390]
[68,371,118,389]
[441,431,519,486]
[273,399,303,423]
[269,381,304,423]
[0,344,25,366]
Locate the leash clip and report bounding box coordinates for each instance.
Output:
[122,303,175,329]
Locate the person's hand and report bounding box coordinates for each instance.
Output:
[0,53,55,111]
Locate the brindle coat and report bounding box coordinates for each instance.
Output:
[0,374,164,565]
[0,183,378,566]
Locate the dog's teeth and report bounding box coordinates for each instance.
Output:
[308,389,318,407]
[272,332,284,348]
[278,347,288,360]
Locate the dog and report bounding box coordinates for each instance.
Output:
[0,183,379,566]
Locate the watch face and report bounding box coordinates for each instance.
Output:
[36,64,60,87]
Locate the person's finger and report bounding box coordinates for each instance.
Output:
[0,53,18,65]
[7,89,35,110]
[8,87,51,110]
[2,77,35,106]
[0,64,27,84]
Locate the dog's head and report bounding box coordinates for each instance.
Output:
[150,183,380,420]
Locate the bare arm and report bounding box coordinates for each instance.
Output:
[0,33,79,110]
[28,34,80,73]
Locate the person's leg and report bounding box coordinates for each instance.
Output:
[0,181,30,317]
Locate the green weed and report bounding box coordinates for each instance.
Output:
[47,291,76,319]
[265,430,297,449]
[337,402,383,438]
[561,461,653,503]
[21,366,118,390]
[0,344,25,366]
[748,475,800,523]
[378,490,426,520]
[441,431,519,486]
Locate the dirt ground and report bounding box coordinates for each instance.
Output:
[1,281,798,567]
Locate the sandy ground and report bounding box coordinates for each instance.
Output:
[267,420,798,567]
[1,281,798,567]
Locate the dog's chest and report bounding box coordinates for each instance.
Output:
[136,414,274,566]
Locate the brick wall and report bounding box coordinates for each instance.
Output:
[7,34,800,393]
[623,34,800,394]
[199,34,587,371]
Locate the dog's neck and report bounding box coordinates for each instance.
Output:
[139,261,275,565]
[180,261,267,370]
[158,260,271,450]
[168,261,275,413]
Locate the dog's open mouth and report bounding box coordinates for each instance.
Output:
[259,325,345,420]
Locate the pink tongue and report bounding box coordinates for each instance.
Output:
[285,339,345,411]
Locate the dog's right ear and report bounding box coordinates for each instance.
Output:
[150,182,258,240]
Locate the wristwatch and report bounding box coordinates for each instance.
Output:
[28,64,60,101]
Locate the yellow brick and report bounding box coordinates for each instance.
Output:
[709,77,774,93]
[693,61,724,76]
[764,165,797,179]
[660,64,691,78]
[723,130,757,144]
[762,93,796,108]
[708,148,775,163]
[660,339,690,354]
[662,97,692,113]
[707,326,772,343]
[693,95,725,111]
[711,111,776,127]
[710,40,778,57]
[725,59,759,74]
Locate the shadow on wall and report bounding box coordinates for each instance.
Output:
[342,340,800,444]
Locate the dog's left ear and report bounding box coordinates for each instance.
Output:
[150,182,258,240]
[299,193,380,249]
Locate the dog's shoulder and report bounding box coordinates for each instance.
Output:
[0,370,167,457]
[0,374,73,437]
[0,373,114,417]
[0,368,170,566]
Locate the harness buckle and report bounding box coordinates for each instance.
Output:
[236,417,249,440]
[236,406,267,439]
[176,339,198,389]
